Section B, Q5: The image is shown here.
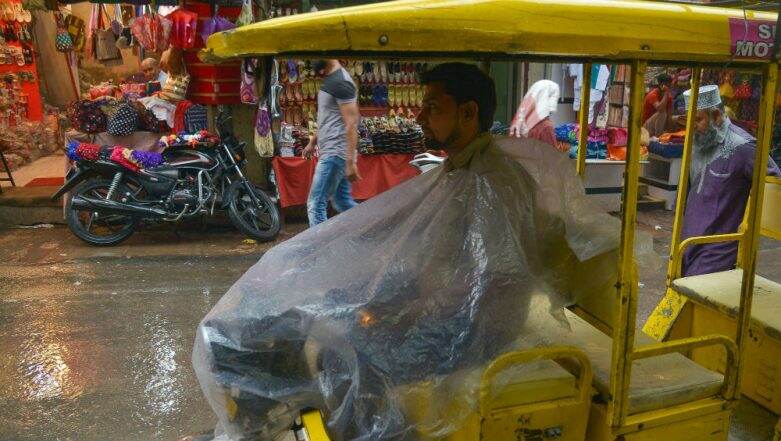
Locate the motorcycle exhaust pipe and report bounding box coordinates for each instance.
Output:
[71,196,168,218]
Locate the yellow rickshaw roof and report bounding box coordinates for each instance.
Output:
[202,0,778,64]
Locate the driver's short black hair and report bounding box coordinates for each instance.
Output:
[420,62,497,132]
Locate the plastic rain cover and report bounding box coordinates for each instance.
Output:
[193,136,621,441]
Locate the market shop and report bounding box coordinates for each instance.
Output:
[1,0,777,222]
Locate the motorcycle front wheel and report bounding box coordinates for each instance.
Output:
[227,182,281,242]
[66,179,137,246]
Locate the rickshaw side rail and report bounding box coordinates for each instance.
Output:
[671,233,745,280]
[479,345,593,415]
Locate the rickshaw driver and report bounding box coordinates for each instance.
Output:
[417,63,498,169]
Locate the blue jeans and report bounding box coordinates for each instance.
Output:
[307,155,357,226]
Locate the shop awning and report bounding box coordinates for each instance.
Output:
[201,0,778,64]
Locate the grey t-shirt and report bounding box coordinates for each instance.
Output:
[317,68,357,159]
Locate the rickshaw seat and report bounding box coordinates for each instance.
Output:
[672,269,781,341]
[538,309,723,414]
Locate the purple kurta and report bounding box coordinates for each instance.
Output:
[682,126,781,277]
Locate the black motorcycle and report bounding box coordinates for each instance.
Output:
[53,113,281,246]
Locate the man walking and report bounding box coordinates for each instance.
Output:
[681,84,780,276]
[302,59,361,226]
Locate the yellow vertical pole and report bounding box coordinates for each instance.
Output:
[666,69,701,282]
[733,62,778,400]
[577,63,592,177]
[608,59,646,428]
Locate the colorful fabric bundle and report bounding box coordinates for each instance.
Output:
[68,100,107,134]
[107,103,140,137]
[608,128,628,147]
[76,142,101,160]
[131,101,163,133]
[157,130,219,149]
[555,123,579,143]
[66,140,80,161]
[588,128,610,144]
[66,141,102,161]
[658,130,686,144]
[121,82,147,101]
[110,146,141,172]
[130,150,164,168]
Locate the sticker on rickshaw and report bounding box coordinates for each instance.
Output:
[730,18,776,59]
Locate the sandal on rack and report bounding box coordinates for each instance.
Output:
[287,60,298,83]
[294,82,303,104]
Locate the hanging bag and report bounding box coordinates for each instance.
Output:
[235,0,254,27]
[55,13,74,52]
[241,58,259,104]
[93,5,122,63]
[63,13,86,51]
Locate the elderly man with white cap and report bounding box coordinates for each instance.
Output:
[680,84,780,277]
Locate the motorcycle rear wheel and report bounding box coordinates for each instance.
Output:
[227,182,281,242]
[66,179,137,246]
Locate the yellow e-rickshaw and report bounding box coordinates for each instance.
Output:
[200,1,779,439]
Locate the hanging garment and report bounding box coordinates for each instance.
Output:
[166,8,198,49]
[199,15,235,44]
[131,12,172,52]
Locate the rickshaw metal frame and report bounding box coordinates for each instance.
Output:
[201,0,780,436]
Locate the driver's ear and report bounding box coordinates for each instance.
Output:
[460,101,479,125]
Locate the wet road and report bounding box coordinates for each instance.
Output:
[0,212,777,440]
[0,225,304,441]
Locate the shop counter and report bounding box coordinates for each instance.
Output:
[272,154,418,208]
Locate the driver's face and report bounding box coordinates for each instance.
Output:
[416,83,459,150]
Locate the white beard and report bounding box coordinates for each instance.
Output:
[690,117,749,193]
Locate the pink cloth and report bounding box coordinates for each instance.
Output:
[527,118,557,148]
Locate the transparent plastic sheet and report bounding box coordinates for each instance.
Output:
[193,137,623,441]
